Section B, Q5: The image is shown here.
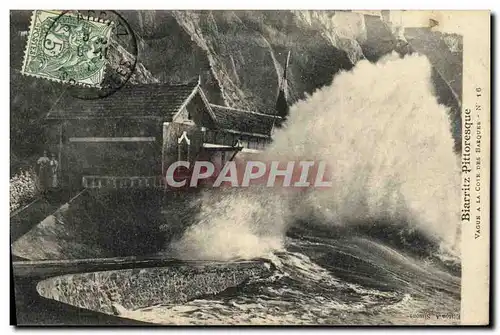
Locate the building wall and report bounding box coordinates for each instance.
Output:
[186,93,217,129]
[46,94,272,190]
[162,123,272,174]
[162,121,204,175]
[47,118,163,189]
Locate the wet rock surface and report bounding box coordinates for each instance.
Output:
[36,262,271,317]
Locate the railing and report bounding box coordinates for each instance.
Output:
[203,129,271,151]
[82,176,164,189]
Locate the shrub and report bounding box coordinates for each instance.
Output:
[10,168,37,212]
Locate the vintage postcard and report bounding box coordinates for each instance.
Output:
[10,10,490,326]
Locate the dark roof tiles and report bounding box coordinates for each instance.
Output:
[46,82,199,120]
[210,104,280,136]
[46,83,281,136]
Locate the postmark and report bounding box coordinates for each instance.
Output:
[21,10,113,88]
[21,10,138,99]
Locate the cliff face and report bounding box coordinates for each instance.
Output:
[125,11,461,115]
[119,10,356,112]
[10,10,463,163]
[171,10,356,112]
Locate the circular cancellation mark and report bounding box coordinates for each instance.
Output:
[43,10,138,100]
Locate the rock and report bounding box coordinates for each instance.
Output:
[111,302,128,316]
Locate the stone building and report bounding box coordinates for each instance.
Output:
[45,79,281,190]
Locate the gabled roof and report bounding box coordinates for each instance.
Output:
[45,82,281,137]
[210,104,281,137]
[46,82,200,120]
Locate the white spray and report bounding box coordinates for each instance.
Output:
[173,53,461,261]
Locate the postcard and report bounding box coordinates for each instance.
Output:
[10,10,490,325]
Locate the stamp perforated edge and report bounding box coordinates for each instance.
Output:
[20,10,37,76]
[20,10,115,89]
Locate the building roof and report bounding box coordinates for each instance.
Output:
[46,82,282,137]
[210,104,281,136]
[46,82,200,120]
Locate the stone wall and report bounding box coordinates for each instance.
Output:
[36,261,271,316]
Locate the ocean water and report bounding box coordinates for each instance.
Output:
[117,53,461,325]
[124,236,460,325]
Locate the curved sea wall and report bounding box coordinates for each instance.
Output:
[36,261,271,317]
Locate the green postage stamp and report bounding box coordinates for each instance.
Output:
[21,10,114,87]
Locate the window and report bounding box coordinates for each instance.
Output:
[216,131,225,144]
[240,136,249,148]
[224,132,233,146]
[207,130,215,143]
[249,138,257,149]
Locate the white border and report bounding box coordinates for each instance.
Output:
[3,1,499,10]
